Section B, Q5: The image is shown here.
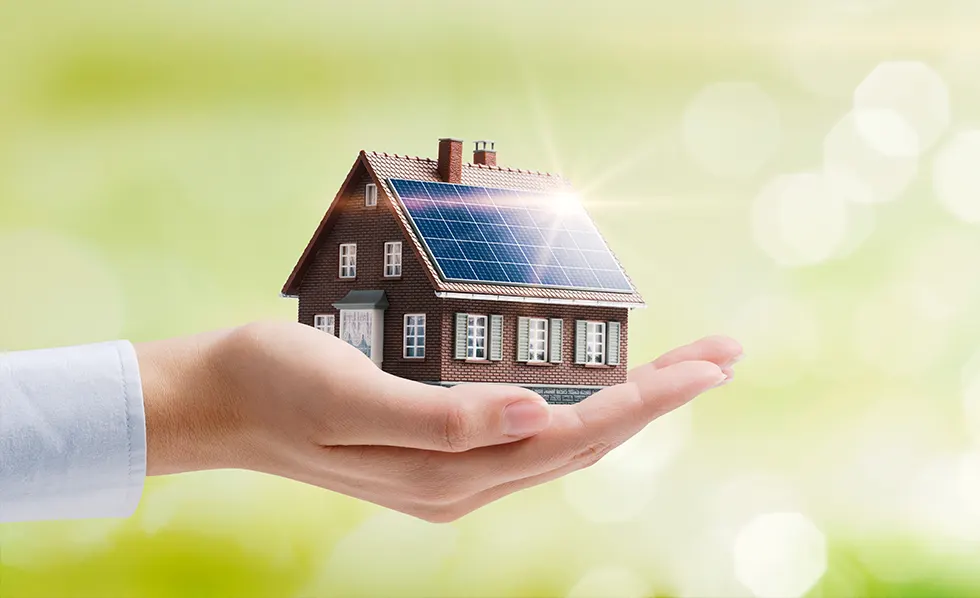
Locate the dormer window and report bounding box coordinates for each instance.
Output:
[365,183,377,207]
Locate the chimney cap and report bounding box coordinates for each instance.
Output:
[474,140,496,152]
[439,137,463,142]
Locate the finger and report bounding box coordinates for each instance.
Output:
[334,374,552,453]
[312,361,726,495]
[644,335,743,372]
[577,359,726,426]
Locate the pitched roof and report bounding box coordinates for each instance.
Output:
[283,150,646,308]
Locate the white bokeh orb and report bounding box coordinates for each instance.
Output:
[830,200,877,259]
[854,61,950,156]
[733,512,827,598]
[681,82,781,179]
[933,130,980,223]
[853,108,920,158]
[562,404,693,523]
[824,111,919,204]
[567,566,650,598]
[751,172,848,267]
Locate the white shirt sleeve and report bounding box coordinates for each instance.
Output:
[0,340,147,523]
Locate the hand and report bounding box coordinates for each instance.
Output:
[136,321,742,522]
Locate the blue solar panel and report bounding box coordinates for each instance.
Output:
[388,178,634,293]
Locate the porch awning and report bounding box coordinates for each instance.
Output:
[332,290,389,310]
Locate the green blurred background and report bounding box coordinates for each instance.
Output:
[3,0,980,596]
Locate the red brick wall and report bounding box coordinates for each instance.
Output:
[296,164,442,381]
[437,299,629,387]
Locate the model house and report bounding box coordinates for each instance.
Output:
[282,139,646,404]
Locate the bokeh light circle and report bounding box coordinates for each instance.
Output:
[751,172,848,266]
[681,82,781,179]
[854,61,950,156]
[733,512,827,598]
[933,130,980,223]
[824,111,919,204]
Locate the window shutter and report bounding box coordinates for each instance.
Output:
[516,317,530,362]
[575,320,588,364]
[549,318,563,363]
[489,315,503,361]
[606,321,621,365]
[454,313,468,360]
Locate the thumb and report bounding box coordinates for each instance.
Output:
[339,377,552,452]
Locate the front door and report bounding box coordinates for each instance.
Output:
[339,308,384,365]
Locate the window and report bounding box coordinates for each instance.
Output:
[384,242,402,277]
[339,243,356,278]
[403,314,426,358]
[586,321,606,364]
[466,314,488,360]
[314,314,335,335]
[527,318,548,362]
[365,183,377,207]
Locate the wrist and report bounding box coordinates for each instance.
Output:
[136,328,244,476]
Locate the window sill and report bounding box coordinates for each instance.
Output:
[463,359,494,364]
[523,361,556,366]
[583,363,614,368]
[402,356,426,360]
[383,275,403,280]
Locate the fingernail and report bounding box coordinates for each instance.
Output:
[502,401,551,437]
[712,371,733,388]
[724,353,745,368]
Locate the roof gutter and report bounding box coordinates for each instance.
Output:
[434,291,646,309]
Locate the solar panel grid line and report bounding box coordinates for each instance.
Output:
[387,178,634,293]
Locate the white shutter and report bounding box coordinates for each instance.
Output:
[455,313,468,360]
[549,318,563,363]
[606,321,621,365]
[574,320,588,364]
[489,315,503,361]
[516,317,530,362]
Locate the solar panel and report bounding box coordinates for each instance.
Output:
[387,178,634,293]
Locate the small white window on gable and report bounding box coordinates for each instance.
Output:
[339,243,357,278]
[384,241,402,277]
[314,314,335,335]
[365,183,378,207]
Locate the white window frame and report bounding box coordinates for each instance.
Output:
[403,313,426,358]
[586,321,607,365]
[384,241,402,278]
[466,314,488,360]
[365,183,378,207]
[527,317,549,363]
[314,314,335,335]
[339,243,357,278]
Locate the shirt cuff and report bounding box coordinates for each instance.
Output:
[0,340,147,523]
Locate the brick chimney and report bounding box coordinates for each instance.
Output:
[437,138,463,183]
[473,140,496,167]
